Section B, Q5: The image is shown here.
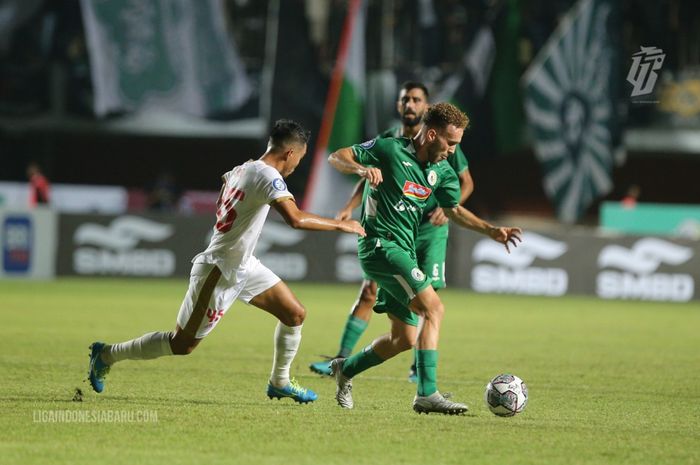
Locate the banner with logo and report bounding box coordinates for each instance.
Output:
[57,214,212,277]
[448,229,699,302]
[54,212,699,302]
[55,213,364,281]
[80,0,252,117]
[0,208,57,280]
[522,0,620,223]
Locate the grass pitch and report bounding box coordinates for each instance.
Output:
[1,278,699,465]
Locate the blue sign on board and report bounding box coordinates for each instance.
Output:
[3,216,32,273]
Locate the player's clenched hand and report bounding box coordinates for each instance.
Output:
[335,207,353,221]
[358,167,383,187]
[488,227,522,253]
[339,219,366,237]
[429,208,449,226]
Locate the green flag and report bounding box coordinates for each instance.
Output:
[80,0,252,117]
[304,0,366,214]
[523,0,617,223]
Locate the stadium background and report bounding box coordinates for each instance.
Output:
[1,0,699,299]
[1,2,699,465]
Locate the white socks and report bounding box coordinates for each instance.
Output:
[269,322,302,388]
[102,331,174,365]
[101,324,301,387]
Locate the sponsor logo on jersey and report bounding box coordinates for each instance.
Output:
[402,161,413,167]
[596,238,694,301]
[72,216,175,276]
[402,181,432,200]
[471,232,569,296]
[359,139,376,149]
[272,178,287,191]
[427,170,437,186]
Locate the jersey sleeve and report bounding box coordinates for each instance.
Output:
[351,138,388,167]
[434,166,461,208]
[448,145,469,174]
[256,166,294,204]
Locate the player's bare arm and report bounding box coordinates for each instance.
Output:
[273,197,366,236]
[443,205,522,253]
[328,147,383,187]
[336,179,365,220]
[430,169,475,226]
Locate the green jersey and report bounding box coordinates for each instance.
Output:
[379,126,469,221]
[352,137,461,256]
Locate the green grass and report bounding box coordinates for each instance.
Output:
[1,278,699,465]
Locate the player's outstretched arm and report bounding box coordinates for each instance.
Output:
[328,147,383,187]
[443,205,522,253]
[273,198,366,236]
[429,170,475,226]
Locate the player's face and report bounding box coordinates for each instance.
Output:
[427,124,463,163]
[282,143,307,177]
[397,88,428,127]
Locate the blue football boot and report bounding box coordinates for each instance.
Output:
[266,378,318,404]
[88,342,111,393]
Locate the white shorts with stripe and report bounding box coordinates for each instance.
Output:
[176,256,280,339]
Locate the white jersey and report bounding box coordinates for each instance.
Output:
[192,160,293,280]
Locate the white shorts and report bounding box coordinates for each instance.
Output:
[176,256,280,339]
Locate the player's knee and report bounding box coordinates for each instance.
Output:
[282,303,306,326]
[171,340,197,356]
[423,301,445,322]
[395,333,416,352]
[170,333,198,355]
[359,282,377,303]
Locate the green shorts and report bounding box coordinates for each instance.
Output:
[416,221,449,289]
[359,239,432,326]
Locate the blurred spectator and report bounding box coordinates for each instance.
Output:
[26,161,50,206]
[148,172,180,212]
[622,184,641,209]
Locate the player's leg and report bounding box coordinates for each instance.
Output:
[331,243,426,408]
[408,286,467,414]
[309,279,377,376]
[338,279,377,357]
[331,313,416,409]
[241,259,316,403]
[409,222,449,382]
[88,263,222,393]
[343,313,416,373]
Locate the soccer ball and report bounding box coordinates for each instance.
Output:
[484,374,528,417]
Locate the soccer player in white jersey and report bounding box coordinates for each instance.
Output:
[88,120,365,403]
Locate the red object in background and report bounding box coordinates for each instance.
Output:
[29,172,50,206]
[621,196,637,209]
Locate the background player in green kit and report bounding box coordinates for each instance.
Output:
[309,82,473,381]
[327,103,522,414]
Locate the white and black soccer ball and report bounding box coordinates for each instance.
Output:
[484,374,528,417]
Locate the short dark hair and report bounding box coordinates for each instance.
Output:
[423,102,469,130]
[400,81,429,99]
[269,119,310,148]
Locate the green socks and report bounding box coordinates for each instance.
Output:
[338,315,369,358]
[416,349,439,396]
[341,345,384,378]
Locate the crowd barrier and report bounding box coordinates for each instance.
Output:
[3,210,698,302]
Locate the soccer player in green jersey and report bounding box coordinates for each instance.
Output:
[309,82,473,382]
[327,102,521,414]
